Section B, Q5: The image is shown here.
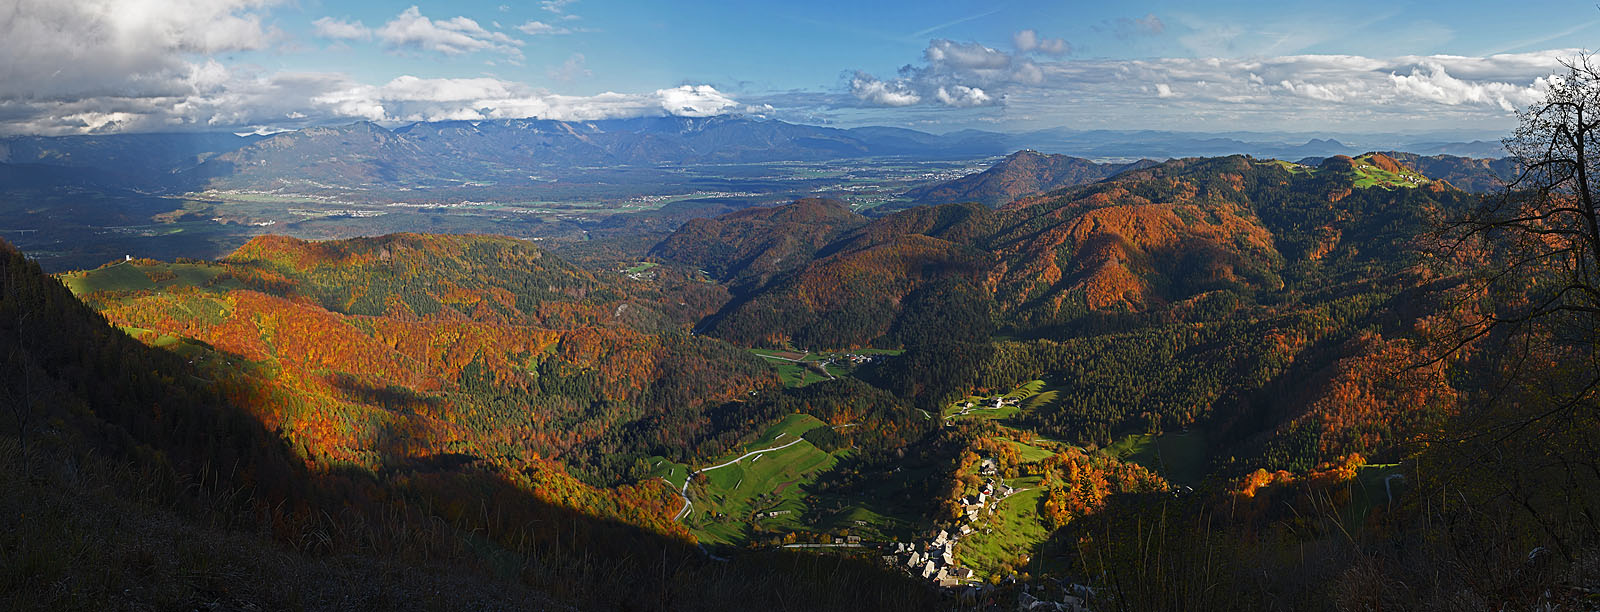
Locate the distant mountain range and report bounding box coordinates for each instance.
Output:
[901,150,1160,207]
[0,117,1511,195]
[0,132,261,190]
[901,149,1517,210]
[190,117,988,191]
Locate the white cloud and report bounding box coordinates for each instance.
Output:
[851,73,922,106]
[306,77,744,124]
[517,20,570,35]
[1013,30,1038,52]
[926,40,1011,70]
[1390,60,1551,111]
[0,0,735,135]
[376,6,523,58]
[378,75,521,102]
[936,85,991,107]
[0,1,1576,138]
[541,0,577,14]
[0,61,751,135]
[656,85,742,117]
[846,39,1569,132]
[1278,79,1346,102]
[548,53,591,81]
[312,17,371,41]
[0,0,281,102]
[1013,30,1070,56]
[848,39,1044,108]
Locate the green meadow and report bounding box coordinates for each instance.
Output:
[957,476,1055,578]
[682,414,843,545]
[1105,427,1209,487]
[62,261,237,296]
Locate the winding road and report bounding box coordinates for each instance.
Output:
[699,435,804,473]
[1384,473,1406,506]
[667,433,807,521]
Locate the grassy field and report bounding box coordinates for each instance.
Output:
[1105,428,1209,486]
[1348,155,1431,189]
[957,476,1055,578]
[773,363,838,387]
[646,456,692,490]
[621,261,658,275]
[750,348,903,360]
[810,503,914,541]
[750,349,876,388]
[945,379,1052,422]
[750,348,806,360]
[61,261,237,296]
[1345,463,1406,530]
[115,325,182,348]
[1259,159,1314,175]
[803,459,943,543]
[750,413,825,445]
[681,412,932,545]
[682,414,844,545]
[1257,155,1430,189]
[1021,388,1059,412]
[1006,438,1056,463]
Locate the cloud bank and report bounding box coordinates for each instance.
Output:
[1,63,752,136]
[847,35,1569,129]
[316,78,746,123]
[0,0,280,102]
[0,1,745,135]
[0,1,1578,136]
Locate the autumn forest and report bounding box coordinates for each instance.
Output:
[7,45,1600,612]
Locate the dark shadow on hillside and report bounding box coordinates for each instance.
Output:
[1213,274,1467,466]
[0,238,945,611]
[324,371,448,413]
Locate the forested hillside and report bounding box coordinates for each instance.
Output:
[18,147,1596,611]
[64,233,814,489]
[650,197,868,291]
[3,236,950,610]
[901,149,1157,207]
[656,153,1479,467]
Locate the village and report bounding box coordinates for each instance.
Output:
[672,382,1096,608]
[881,458,1009,587]
[874,456,1093,611]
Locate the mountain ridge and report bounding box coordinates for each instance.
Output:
[901,149,1160,207]
[1,118,1514,197]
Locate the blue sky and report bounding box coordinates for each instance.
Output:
[2,0,1597,136]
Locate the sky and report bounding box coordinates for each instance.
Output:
[1,0,1597,137]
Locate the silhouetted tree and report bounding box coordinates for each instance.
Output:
[1425,52,1600,565]
[1443,52,1600,403]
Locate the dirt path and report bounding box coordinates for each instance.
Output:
[756,351,809,362]
[698,435,804,473]
[670,434,807,522]
[773,479,798,495]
